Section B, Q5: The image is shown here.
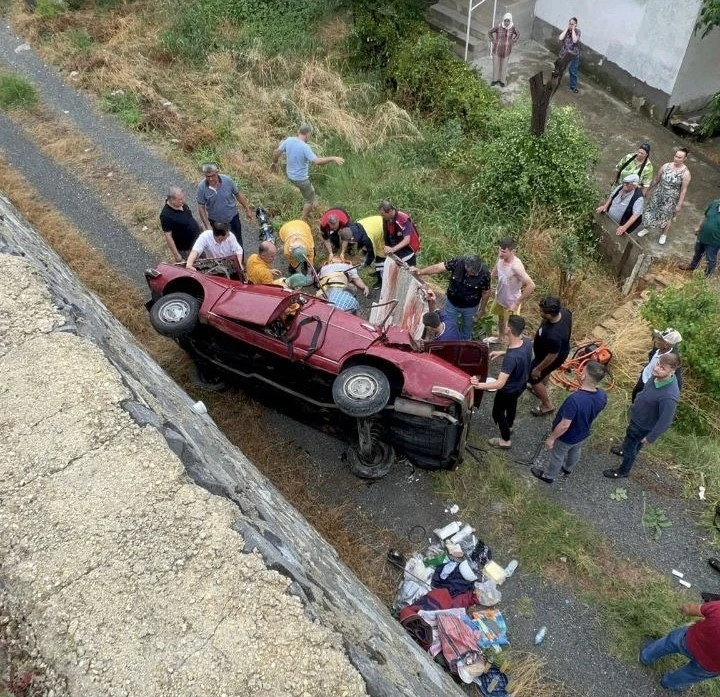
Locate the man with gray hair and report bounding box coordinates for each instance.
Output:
[196,164,252,250]
[595,173,644,236]
[160,186,200,261]
[271,124,345,222]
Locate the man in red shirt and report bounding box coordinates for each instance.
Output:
[319,207,351,257]
[640,601,720,690]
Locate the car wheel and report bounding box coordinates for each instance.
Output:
[149,292,199,337]
[347,440,395,479]
[332,365,391,417]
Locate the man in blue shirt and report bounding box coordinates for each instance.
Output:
[531,360,608,483]
[472,315,533,448]
[271,124,345,222]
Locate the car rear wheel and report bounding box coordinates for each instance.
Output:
[347,440,395,479]
[332,365,391,417]
[150,292,199,337]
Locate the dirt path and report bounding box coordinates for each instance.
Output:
[1,22,719,697]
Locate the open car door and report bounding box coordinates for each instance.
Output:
[425,340,489,407]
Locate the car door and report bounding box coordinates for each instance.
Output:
[424,340,489,406]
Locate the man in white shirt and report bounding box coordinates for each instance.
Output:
[186,223,243,271]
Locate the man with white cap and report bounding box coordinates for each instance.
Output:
[595,173,644,236]
[611,327,682,457]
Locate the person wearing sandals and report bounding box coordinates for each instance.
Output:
[471,315,532,450]
[638,147,692,245]
[603,353,680,479]
[529,297,573,417]
[530,361,607,483]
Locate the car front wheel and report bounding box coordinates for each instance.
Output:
[332,365,391,417]
[149,292,199,337]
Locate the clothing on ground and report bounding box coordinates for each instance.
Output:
[196,174,239,224]
[277,136,317,181]
[553,388,608,444]
[160,202,200,252]
[191,229,242,259]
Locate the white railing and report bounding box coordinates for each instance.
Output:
[464,0,498,61]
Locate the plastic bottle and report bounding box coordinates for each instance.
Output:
[504,559,519,577]
[534,626,547,645]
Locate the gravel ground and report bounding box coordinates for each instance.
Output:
[1,22,717,697]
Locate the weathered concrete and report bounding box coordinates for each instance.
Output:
[0,193,466,697]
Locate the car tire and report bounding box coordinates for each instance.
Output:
[347,440,395,479]
[332,365,391,417]
[149,292,199,337]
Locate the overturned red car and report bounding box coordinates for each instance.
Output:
[145,262,488,478]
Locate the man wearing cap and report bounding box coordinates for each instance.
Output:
[604,353,681,479]
[279,219,315,275]
[613,144,654,194]
[529,297,573,416]
[413,254,492,340]
[596,173,645,236]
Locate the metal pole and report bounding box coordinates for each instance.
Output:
[464,0,473,62]
[490,0,498,57]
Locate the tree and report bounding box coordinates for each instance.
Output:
[696,0,720,38]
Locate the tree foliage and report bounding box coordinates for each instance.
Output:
[696,0,720,38]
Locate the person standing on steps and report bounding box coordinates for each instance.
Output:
[271,124,345,222]
[471,315,533,450]
[488,13,519,88]
[640,600,720,691]
[603,353,680,479]
[612,143,654,195]
[160,186,200,262]
[638,147,692,245]
[679,197,720,277]
[489,238,535,340]
[413,254,492,340]
[558,17,581,94]
[530,360,608,483]
[196,163,252,251]
[595,173,645,236]
[529,296,573,416]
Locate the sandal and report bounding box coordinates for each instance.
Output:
[531,406,555,417]
[488,437,511,449]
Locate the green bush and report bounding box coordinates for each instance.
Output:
[640,275,720,434]
[463,101,600,227]
[700,91,720,138]
[390,32,497,135]
[0,71,38,110]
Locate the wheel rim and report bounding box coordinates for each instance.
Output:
[345,374,379,401]
[159,299,191,324]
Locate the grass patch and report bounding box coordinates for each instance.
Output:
[0,71,38,110]
[100,89,143,129]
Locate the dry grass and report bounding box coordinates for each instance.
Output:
[0,155,403,603]
[501,652,576,697]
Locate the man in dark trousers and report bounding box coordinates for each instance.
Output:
[378,200,419,266]
[604,353,680,479]
[413,255,491,340]
[471,315,532,449]
[640,600,720,690]
[529,296,573,416]
[160,186,200,261]
[531,360,607,483]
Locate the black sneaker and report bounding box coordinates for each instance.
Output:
[603,468,628,479]
[561,467,572,476]
[530,466,554,483]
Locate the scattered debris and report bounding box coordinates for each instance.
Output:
[678,579,692,589]
[699,486,706,500]
[533,626,547,645]
[14,42,30,53]
[191,400,207,415]
[672,569,684,579]
[449,504,459,515]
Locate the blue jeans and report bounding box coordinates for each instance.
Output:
[640,626,720,690]
[618,420,650,475]
[444,299,478,340]
[689,240,719,276]
[568,56,580,90]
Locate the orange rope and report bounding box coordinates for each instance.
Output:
[550,340,616,391]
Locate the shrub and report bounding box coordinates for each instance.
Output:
[640,275,720,435]
[463,101,600,228]
[700,91,720,138]
[100,89,143,129]
[0,71,38,110]
[390,33,497,135]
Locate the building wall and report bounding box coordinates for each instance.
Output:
[533,0,720,116]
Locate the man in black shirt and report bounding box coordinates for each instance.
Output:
[472,315,533,448]
[413,255,491,340]
[529,296,573,415]
[160,186,201,261]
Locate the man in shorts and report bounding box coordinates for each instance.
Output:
[271,124,345,222]
[490,238,535,339]
[529,296,573,416]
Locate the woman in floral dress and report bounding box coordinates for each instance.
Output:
[638,147,692,245]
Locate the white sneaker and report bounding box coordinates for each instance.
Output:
[658,234,667,245]
[636,229,648,238]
